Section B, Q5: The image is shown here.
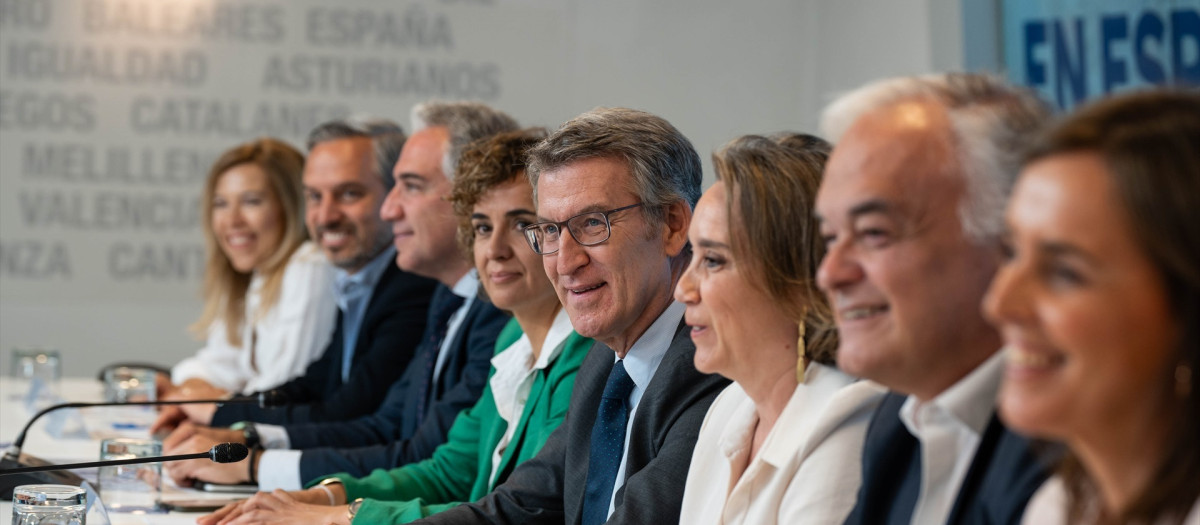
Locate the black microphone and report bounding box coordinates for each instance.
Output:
[0,443,249,476]
[0,391,282,500]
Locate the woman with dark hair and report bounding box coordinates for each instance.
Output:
[167,138,336,398]
[984,90,1200,524]
[675,133,884,524]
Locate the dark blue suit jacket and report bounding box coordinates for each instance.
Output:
[288,284,510,482]
[211,263,437,427]
[843,392,1056,525]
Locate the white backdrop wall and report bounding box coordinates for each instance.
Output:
[0,0,962,378]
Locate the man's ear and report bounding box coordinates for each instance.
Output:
[661,200,691,257]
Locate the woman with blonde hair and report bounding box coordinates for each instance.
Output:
[167,138,336,398]
[675,133,884,524]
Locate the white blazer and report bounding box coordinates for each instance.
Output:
[679,363,885,525]
[172,241,336,394]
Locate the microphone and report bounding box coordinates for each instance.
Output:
[5,390,286,456]
[0,391,282,500]
[0,443,249,476]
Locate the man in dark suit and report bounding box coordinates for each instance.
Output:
[151,117,437,432]
[814,73,1056,525]
[164,102,519,491]
[414,108,729,525]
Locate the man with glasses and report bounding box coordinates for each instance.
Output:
[416,108,729,525]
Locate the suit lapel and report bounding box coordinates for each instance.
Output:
[494,355,551,482]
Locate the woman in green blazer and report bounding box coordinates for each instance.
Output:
[201,128,590,525]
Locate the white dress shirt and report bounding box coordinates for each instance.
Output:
[255,271,479,491]
[679,363,885,524]
[899,350,1005,525]
[606,301,685,519]
[487,307,573,485]
[171,241,337,394]
[1022,476,1200,524]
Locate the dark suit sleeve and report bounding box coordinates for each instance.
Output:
[211,268,435,427]
[293,302,511,482]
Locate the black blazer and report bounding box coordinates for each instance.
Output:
[413,317,730,525]
[211,263,437,426]
[290,285,510,482]
[843,392,1056,525]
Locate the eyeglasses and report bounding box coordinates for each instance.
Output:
[523,203,644,255]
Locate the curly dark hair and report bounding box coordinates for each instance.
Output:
[447,128,549,260]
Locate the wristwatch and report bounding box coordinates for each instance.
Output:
[229,421,261,449]
[347,497,364,520]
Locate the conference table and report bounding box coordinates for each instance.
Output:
[0,378,244,525]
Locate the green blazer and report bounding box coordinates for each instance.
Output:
[315,317,592,523]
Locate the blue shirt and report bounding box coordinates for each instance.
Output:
[332,246,396,383]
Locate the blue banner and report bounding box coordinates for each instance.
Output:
[1004,0,1200,109]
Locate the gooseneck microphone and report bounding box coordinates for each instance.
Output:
[5,390,286,456]
[0,443,249,476]
[0,391,283,499]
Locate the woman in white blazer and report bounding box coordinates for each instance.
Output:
[675,133,884,525]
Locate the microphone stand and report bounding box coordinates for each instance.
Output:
[0,394,270,500]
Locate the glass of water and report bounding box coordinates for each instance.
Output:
[8,348,62,402]
[97,438,163,513]
[102,367,157,403]
[11,484,87,524]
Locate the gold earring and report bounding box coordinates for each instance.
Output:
[1176,363,1192,399]
[796,318,807,382]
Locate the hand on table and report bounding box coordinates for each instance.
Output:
[197,489,349,525]
[150,401,219,434]
[164,430,252,487]
[163,421,243,450]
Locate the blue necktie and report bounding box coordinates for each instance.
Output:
[581,360,636,525]
[414,291,466,424]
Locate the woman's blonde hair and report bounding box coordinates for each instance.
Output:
[711,132,838,366]
[190,138,308,346]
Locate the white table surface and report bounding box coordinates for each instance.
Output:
[1,378,244,525]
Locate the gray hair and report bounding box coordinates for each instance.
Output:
[410,101,520,180]
[820,73,1051,242]
[527,107,703,228]
[306,116,407,190]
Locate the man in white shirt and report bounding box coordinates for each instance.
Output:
[816,74,1056,525]
[414,108,729,525]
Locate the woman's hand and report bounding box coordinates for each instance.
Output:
[197,489,350,525]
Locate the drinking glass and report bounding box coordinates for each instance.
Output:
[11,484,87,524]
[97,438,162,513]
[8,349,62,402]
[102,367,157,403]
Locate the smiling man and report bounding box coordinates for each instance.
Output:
[816,74,1056,525]
[153,118,437,432]
[414,108,729,525]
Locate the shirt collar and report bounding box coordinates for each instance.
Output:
[333,246,396,310]
[450,269,480,301]
[616,301,685,391]
[901,349,1004,435]
[491,307,574,375]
